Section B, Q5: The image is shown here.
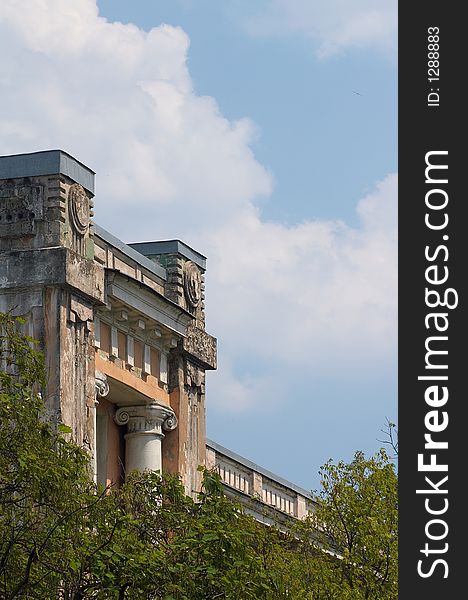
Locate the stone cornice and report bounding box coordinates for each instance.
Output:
[106,271,193,337]
[0,246,105,304]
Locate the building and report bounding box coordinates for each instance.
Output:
[0,149,314,517]
[206,439,316,525]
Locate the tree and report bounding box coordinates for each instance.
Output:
[204,450,398,600]
[378,418,398,459]
[0,312,272,599]
[289,450,398,600]
[0,312,116,598]
[104,469,273,599]
[1,311,397,599]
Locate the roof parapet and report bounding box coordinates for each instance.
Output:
[0,150,95,194]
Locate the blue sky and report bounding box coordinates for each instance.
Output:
[99,0,397,227]
[0,0,397,491]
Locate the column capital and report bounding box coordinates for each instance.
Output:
[114,402,177,437]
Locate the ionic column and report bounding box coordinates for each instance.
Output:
[94,371,109,483]
[114,402,178,474]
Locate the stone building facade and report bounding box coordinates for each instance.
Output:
[0,149,313,516]
[0,149,216,496]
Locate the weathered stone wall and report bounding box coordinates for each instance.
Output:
[0,174,94,257]
[0,160,104,464]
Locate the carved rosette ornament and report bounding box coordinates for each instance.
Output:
[68,183,90,235]
[183,261,202,309]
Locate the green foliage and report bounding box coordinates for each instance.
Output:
[0,312,271,599]
[290,450,398,599]
[247,451,398,600]
[0,312,397,599]
[0,312,110,598]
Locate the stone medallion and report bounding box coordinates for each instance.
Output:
[68,183,89,235]
[183,261,202,308]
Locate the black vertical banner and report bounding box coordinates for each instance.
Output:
[399,3,466,597]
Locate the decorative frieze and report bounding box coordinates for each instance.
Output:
[262,482,296,516]
[0,182,43,240]
[182,326,217,370]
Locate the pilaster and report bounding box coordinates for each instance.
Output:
[94,371,110,481]
[128,240,217,496]
[0,150,104,453]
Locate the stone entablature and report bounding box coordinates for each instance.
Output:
[206,439,317,522]
[92,235,194,395]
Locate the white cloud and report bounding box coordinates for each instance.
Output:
[204,174,397,385]
[242,0,397,58]
[0,0,396,416]
[0,0,272,237]
[207,360,271,414]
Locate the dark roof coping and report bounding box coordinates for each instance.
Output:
[0,150,95,194]
[94,224,167,281]
[129,240,206,270]
[206,438,315,501]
